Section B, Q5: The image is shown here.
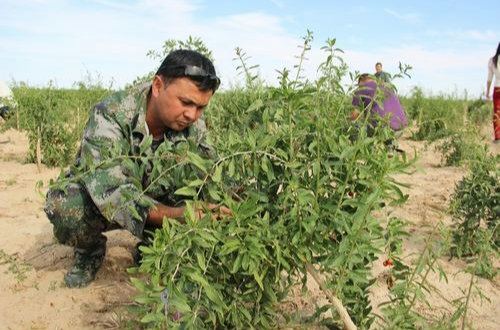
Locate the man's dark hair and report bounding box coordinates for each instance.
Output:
[156,49,219,92]
[375,62,382,67]
[493,42,500,68]
[358,73,372,84]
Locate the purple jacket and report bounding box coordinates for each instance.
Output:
[352,80,408,131]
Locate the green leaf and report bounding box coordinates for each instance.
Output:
[231,254,242,274]
[285,161,302,169]
[187,151,208,173]
[188,179,204,187]
[184,202,196,223]
[188,272,227,309]
[170,294,192,313]
[312,160,320,176]
[212,164,222,183]
[253,270,264,290]
[187,271,209,287]
[140,312,163,323]
[239,306,252,321]
[130,277,146,292]
[207,186,221,201]
[246,99,264,113]
[139,135,153,154]
[261,156,269,174]
[174,186,197,196]
[228,159,235,177]
[220,238,241,255]
[128,204,142,221]
[196,251,206,270]
[134,296,158,304]
[204,283,227,310]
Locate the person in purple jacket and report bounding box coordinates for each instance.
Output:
[351,73,408,154]
[352,73,408,131]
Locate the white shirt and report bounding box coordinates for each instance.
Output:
[0,81,15,108]
[0,81,14,99]
[488,58,500,88]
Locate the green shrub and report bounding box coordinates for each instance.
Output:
[467,98,491,127]
[449,157,500,261]
[6,83,111,167]
[405,88,467,141]
[123,35,411,330]
[436,129,488,167]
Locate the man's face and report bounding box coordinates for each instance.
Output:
[151,76,213,131]
[375,64,382,73]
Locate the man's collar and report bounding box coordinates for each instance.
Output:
[132,83,151,137]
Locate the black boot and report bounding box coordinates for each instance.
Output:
[132,241,144,266]
[64,244,106,288]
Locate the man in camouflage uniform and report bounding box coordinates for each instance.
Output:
[45,50,228,288]
[374,62,391,84]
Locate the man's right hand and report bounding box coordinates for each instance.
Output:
[195,202,232,220]
[147,201,232,227]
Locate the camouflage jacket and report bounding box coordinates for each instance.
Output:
[70,82,211,237]
[374,71,391,83]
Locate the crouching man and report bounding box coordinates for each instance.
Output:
[45,50,230,288]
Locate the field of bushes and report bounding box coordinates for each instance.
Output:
[1,35,499,330]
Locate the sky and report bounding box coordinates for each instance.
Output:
[0,0,499,97]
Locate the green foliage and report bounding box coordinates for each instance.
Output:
[5,82,111,167]
[449,157,500,262]
[233,47,262,89]
[436,128,488,167]
[147,36,214,62]
[378,224,464,330]
[9,33,489,330]
[404,87,467,141]
[125,33,412,330]
[466,98,490,127]
[402,86,425,121]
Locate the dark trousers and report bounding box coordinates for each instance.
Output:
[44,182,120,250]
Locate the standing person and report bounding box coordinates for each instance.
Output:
[486,42,500,142]
[44,49,230,288]
[0,80,16,120]
[374,62,391,83]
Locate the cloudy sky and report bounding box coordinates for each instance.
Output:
[1,0,499,96]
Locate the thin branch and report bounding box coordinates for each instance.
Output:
[306,263,357,330]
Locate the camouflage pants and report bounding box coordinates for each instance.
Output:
[44,182,120,250]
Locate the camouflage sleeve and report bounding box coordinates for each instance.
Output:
[78,105,157,237]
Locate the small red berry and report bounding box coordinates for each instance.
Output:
[383,259,394,267]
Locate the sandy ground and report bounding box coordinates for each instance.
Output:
[0,129,138,330]
[1,127,499,330]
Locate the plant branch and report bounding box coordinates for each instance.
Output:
[306,263,357,330]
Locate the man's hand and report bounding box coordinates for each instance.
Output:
[195,202,232,220]
[147,201,232,227]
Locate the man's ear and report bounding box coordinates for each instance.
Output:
[151,75,164,97]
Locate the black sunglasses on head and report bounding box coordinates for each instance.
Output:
[171,65,221,91]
